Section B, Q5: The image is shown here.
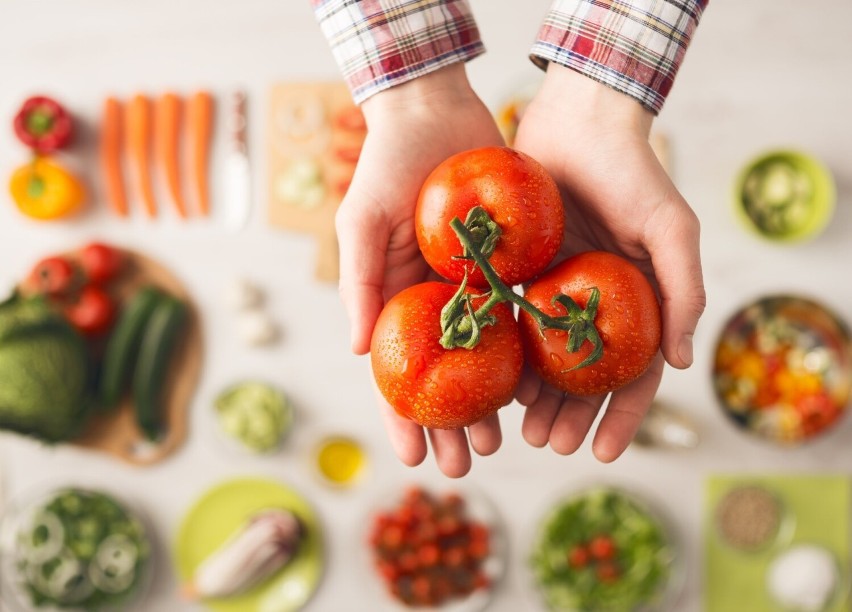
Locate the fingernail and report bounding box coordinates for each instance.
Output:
[678,334,694,367]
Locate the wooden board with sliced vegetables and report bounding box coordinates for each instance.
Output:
[267,81,366,282]
[8,243,202,465]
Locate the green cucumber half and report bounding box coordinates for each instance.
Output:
[131,295,187,441]
[99,287,164,409]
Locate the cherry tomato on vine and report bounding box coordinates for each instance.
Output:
[520,251,661,396]
[63,285,115,337]
[415,147,564,288]
[79,242,124,285]
[371,282,522,429]
[28,256,77,295]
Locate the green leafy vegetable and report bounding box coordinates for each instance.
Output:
[0,293,93,441]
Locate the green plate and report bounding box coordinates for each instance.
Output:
[705,475,849,612]
[174,477,324,612]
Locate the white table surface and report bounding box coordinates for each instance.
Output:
[1,1,851,611]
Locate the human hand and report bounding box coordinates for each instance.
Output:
[336,64,505,477]
[512,65,706,462]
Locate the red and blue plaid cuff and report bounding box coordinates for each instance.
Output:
[312,0,485,104]
[531,0,709,114]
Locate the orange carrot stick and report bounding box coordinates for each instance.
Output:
[100,97,128,217]
[156,93,187,218]
[127,94,157,217]
[188,91,214,215]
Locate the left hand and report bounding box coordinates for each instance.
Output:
[512,65,706,462]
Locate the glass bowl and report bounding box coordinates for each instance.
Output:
[529,485,684,612]
[0,485,154,612]
[712,295,852,445]
[361,483,507,612]
[732,149,835,243]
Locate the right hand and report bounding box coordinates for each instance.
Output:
[336,63,505,478]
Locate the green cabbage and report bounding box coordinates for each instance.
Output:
[0,293,92,442]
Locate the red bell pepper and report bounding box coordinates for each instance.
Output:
[13,95,73,153]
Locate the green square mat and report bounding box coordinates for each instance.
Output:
[705,474,850,612]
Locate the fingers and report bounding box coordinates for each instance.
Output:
[468,414,502,456]
[521,384,562,447]
[335,201,389,355]
[592,353,665,462]
[427,428,472,478]
[646,201,706,369]
[378,395,427,468]
[549,393,606,455]
[515,363,543,406]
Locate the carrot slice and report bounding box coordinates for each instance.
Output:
[155,93,187,218]
[100,97,128,217]
[188,91,214,216]
[126,94,157,217]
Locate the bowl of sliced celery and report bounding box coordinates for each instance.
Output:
[0,487,152,612]
[733,150,835,243]
[530,486,682,612]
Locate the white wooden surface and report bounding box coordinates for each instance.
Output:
[1,1,851,610]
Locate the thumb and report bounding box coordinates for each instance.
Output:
[647,201,706,369]
[335,200,390,354]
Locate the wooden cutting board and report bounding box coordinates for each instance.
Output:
[267,82,366,282]
[20,249,202,466]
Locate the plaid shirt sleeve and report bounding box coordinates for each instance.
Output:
[531,0,709,114]
[311,0,485,104]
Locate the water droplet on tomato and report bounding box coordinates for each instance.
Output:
[550,352,565,367]
[402,354,427,380]
[504,215,518,228]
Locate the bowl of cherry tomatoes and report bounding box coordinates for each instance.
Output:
[712,295,852,445]
[365,485,506,611]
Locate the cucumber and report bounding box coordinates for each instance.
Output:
[131,296,187,441]
[98,287,164,409]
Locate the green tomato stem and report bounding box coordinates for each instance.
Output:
[443,214,605,370]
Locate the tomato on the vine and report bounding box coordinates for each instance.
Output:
[28,256,77,295]
[371,282,522,429]
[520,251,661,396]
[79,242,124,285]
[63,285,115,337]
[415,146,564,288]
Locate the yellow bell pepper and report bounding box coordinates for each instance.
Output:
[9,157,84,220]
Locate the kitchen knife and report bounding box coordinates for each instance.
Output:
[222,91,251,232]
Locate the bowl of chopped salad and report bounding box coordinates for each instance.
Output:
[733,149,835,243]
[530,486,682,612]
[712,295,852,445]
[0,486,153,612]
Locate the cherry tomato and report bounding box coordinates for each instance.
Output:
[568,545,590,568]
[28,256,77,295]
[371,281,523,429]
[79,242,124,284]
[589,535,617,561]
[520,251,661,396]
[415,146,564,288]
[63,285,115,336]
[597,561,621,583]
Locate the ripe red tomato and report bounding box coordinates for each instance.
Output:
[415,147,564,288]
[520,251,661,396]
[28,256,77,295]
[79,242,124,285]
[588,535,617,561]
[63,285,115,336]
[371,282,522,429]
[596,561,621,583]
[568,545,590,568]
